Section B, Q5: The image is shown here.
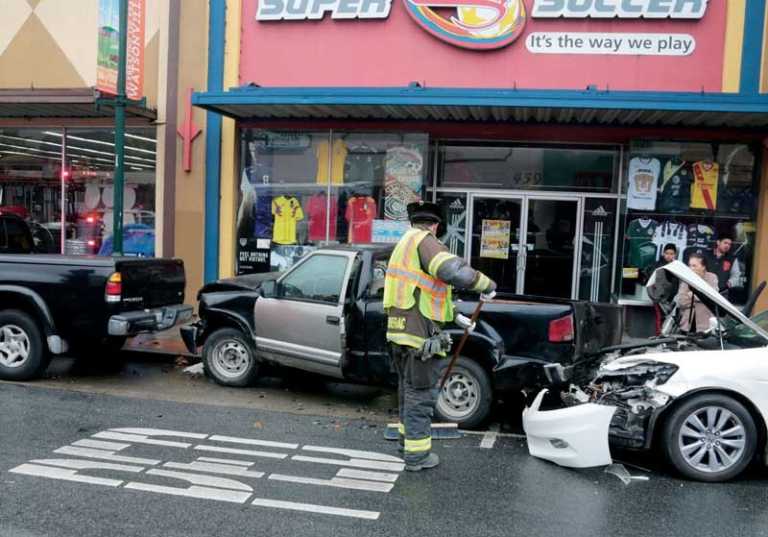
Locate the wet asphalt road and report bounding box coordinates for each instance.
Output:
[3,380,768,537]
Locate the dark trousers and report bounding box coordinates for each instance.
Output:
[390,343,439,464]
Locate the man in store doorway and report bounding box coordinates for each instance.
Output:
[383,201,496,471]
[704,233,742,298]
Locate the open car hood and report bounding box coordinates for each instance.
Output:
[647,260,768,343]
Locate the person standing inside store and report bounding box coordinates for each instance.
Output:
[647,243,680,334]
[676,253,719,333]
[704,233,742,298]
[383,201,496,472]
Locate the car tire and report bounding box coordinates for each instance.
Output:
[203,327,259,387]
[434,356,492,429]
[0,310,49,381]
[663,393,758,482]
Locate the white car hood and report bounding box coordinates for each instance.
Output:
[648,260,768,343]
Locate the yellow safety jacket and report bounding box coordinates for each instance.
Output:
[383,229,455,348]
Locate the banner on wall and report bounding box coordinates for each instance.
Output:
[383,147,424,221]
[97,0,146,101]
[480,219,511,259]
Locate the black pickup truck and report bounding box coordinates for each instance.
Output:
[0,213,192,381]
[182,245,622,427]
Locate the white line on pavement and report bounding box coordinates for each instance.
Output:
[194,445,288,460]
[109,428,209,440]
[196,456,255,467]
[163,461,265,479]
[336,469,400,483]
[251,498,380,520]
[301,446,404,463]
[124,482,252,503]
[479,424,500,449]
[209,435,298,450]
[145,469,253,491]
[268,474,394,493]
[94,432,192,448]
[9,464,124,487]
[73,439,132,451]
[54,446,161,466]
[291,455,405,473]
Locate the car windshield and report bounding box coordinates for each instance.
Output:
[724,310,768,347]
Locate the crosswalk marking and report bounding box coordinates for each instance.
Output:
[54,446,161,466]
[194,444,288,460]
[268,473,394,493]
[209,435,299,450]
[163,461,266,479]
[250,498,380,520]
[336,469,400,483]
[292,455,405,473]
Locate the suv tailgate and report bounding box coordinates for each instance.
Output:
[115,258,185,309]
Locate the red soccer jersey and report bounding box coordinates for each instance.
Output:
[307,193,338,242]
[345,195,377,244]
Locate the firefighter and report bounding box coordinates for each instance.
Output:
[383,201,496,471]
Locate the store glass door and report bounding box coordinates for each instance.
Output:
[522,198,580,299]
[468,195,524,293]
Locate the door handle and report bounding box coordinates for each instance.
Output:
[326,315,340,325]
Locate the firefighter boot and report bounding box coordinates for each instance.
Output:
[405,453,440,472]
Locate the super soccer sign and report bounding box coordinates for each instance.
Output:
[255,0,709,50]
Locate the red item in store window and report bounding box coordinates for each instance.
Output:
[345,195,377,244]
[307,192,338,242]
[0,205,28,219]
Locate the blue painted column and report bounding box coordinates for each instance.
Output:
[741,0,767,94]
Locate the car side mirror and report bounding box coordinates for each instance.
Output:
[260,280,277,298]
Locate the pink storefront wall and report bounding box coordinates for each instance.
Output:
[239,0,728,92]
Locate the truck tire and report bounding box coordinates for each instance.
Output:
[203,327,259,387]
[0,310,49,381]
[435,356,492,429]
[662,393,757,482]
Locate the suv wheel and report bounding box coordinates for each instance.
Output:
[0,310,49,381]
[434,356,492,429]
[663,393,757,482]
[203,328,259,387]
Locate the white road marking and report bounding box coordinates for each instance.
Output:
[9,464,124,487]
[94,431,192,448]
[480,424,500,449]
[109,428,209,440]
[301,446,403,463]
[194,445,288,460]
[269,474,394,493]
[144,469,253,491]
[73,439,131,451]
[163,461,265,479]
[292,455,405,473]
[124,482,252,503]
[54,446,161,466]
[26,458,143,473]
[336,469,399,483]
[251,498,380,520]
[209,435,298,450]
[197,456,254,467]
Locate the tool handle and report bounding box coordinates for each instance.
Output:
[439,300,485,389]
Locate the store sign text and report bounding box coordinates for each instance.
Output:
[531,0,708,19]
[256,0,391,20]
[526,32,695,55]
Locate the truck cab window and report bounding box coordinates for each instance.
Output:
[4,219,32,253]
[280,254,349,304]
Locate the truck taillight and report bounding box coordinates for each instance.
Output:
[106,272,122,303]
[548,314,574,343]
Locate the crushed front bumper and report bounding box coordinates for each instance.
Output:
[108,304,193,336]
[179,321,203,354]
[522,389,616,468]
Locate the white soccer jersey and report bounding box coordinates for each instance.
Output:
[627,157,661,211]
[652,220,688,261]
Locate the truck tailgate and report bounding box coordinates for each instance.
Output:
[115,258,185,309]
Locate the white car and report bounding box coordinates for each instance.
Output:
[524,260,768,482]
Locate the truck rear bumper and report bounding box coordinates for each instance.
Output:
[108,304,193,336]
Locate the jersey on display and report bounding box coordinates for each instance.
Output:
[683,224,714,262]
[657,160,692,213]
[315,139,348,185]
[346,195,377,244]
[627,157,660,211]
[625,218,658,269]
[718,183,754,215]
[691,161,719,210]
[306,192,338,242]
[652,221,687,260]
[344,146,385,183]
[272,195,304,245]
[253,190,273,239]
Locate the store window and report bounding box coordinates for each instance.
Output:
[0,127,157,256]
[436,193,468,258]
[620,141,758,305]
[236,130,429,275]
[439,144,619,193]
[580,198,618,303]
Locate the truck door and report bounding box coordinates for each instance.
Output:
[253,251,355,379]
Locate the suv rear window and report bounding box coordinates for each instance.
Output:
[3,218,33,253]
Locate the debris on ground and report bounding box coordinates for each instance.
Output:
[605,463,651,484]
[182,363,204,376]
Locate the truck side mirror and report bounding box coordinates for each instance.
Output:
[260,280,277,298]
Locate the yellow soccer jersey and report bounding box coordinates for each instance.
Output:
[691,161,719,210]
[315,139,348,185]
[272,195,304,245]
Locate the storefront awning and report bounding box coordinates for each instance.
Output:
[193,86,768,129]
[0,88,156,121]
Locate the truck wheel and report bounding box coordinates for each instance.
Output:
[663,393,757,482]
[0,310,49,381]
[203,328,259,387]
[435,356,492,429]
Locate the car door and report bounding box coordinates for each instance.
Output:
[253,251,356,379]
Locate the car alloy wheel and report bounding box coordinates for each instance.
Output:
[437,372,480,421]
[0,325,31,368]
[678,406,747,474]
[211,339,251,380]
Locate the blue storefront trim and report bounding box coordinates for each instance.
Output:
[203,0,226,283]
[741,0,767,94]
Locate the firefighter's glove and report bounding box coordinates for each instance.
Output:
[454,313,476,333]
[420,333,452,361]
[480,290,497,303]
